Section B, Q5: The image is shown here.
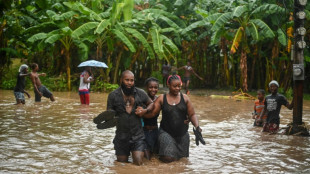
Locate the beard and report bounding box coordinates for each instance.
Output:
[121,83,135,96]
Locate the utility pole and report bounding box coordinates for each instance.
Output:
[286,0,309,135]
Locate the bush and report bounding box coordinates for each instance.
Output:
[91,78,119,92]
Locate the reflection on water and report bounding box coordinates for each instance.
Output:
[0,89,309,173]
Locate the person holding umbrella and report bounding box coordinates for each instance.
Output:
[79,66,94,105]
[78,60,108,105]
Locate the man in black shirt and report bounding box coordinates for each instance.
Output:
[106,70,153,165]
[259,80,293,133]
[14,64,31,104]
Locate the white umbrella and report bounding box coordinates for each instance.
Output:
[78,60,108,68]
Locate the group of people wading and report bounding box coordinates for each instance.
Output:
[94,70,205,165]
[14,62,293,166]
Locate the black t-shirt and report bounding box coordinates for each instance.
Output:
[107,87,150,141]
[265,93,288,124]
[14,72,26,92]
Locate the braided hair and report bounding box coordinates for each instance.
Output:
[144,77,159,87]
[167,75,182,85]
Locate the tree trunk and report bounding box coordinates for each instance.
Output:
[249,45,258,90]
[113,49,123,84]
[65,49,71,91]
[240,49,248,91]
[221,37,229,86]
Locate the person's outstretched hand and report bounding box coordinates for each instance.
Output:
[193,126,205,146]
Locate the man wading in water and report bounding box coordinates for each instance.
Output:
[106,70,154,165]
[30,63,55,102]
[177,61,203,95]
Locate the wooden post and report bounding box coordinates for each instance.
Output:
[286,0,309,136]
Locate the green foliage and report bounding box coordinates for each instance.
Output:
[92,78,119,92]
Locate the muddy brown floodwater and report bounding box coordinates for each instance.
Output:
[0,89,310,173]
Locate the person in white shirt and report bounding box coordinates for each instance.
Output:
[79,67,94,105]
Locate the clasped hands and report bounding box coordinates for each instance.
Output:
[135,106,148,117]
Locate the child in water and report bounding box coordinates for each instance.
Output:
[143,77,160,159]
[253,89,267,127]
[258,80,293,133]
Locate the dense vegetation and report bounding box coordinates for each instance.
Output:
[1,0,309,93]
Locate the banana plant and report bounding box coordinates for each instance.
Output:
[210,1,285,91]
[27,4,88,91]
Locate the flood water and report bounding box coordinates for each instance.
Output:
[0,89,310,173]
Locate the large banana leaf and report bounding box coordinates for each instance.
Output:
[211,29,222,45]
[45,34,62,44]
[28,33,47,43]
[59,11,77,20]
[23,22,57,34]
[137,9,186,28]
[150,27,164,58]
[251,4,284,15]
[94,20,111,34]
[72,22,99,38]
[125,28,155,59]
[161,35,179,54]
[205,13,222,23]
[250,19,275,39]
[122,0,134,21]
[232,5,247,18]
[46,10,57,18]
[248,22,259,41]
[112,29,136,52]
[277,28,287,46]
[211,12,233,31]
[157,16,180,29]
[230,27,243,54]
[181,20,209,35]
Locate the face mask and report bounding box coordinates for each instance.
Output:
[121,82,135,96]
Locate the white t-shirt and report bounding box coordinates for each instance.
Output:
[79,71,90,90]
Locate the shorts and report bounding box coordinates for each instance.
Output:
[113,134,146,156]
[35,85,53,102]
[79,90,90,105]
[144,128,159,153]
[14,92,25,102]
[183,77,191,84]
[158,128,189,159]
[263,123,279,133]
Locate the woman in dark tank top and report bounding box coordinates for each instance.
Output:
[138,75,205,163]
[161,92,188,138]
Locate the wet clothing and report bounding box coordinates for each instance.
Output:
[263,123,279,133]
[14,72,27,102]
[79,71,91,105]
[265,93,288,125]
[158,128,189,159]
[14,92,25,102]
[183,76,191,84]
[160,93,188,138]
[253,100,267,127]
[143,96,159,152]
[34,85,53,102]
[107,87,150,154]
[159,93,189,159]
[14,72,26,93]
[79,91,89,105]
[113,137,145,156]
[144,128,159,153]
